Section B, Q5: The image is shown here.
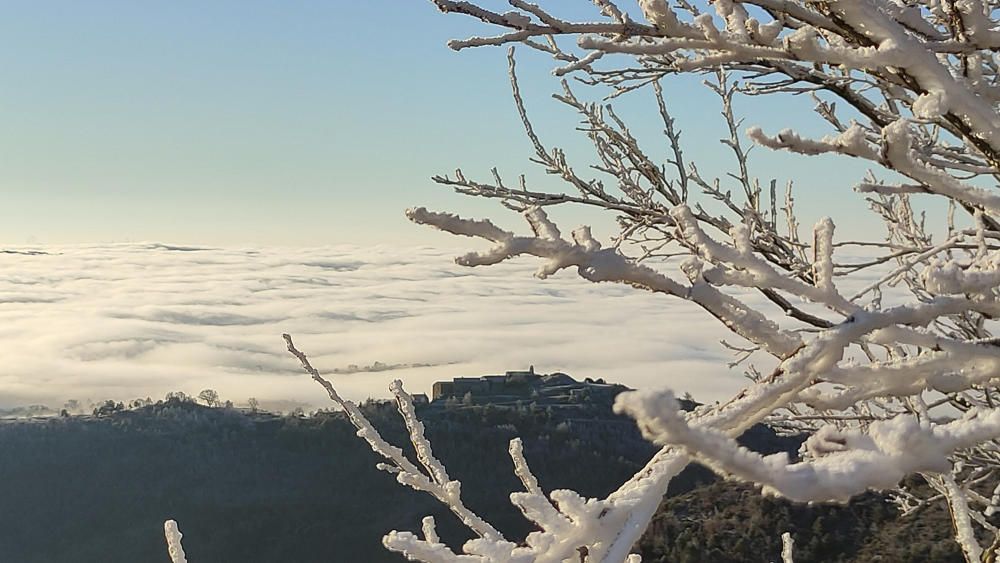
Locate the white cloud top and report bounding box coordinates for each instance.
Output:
[0,243,753,410]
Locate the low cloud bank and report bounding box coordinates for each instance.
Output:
[0,243,759,410]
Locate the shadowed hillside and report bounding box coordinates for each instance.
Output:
[0,389,962,562]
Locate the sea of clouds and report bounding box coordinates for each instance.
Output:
[0,242,776,411]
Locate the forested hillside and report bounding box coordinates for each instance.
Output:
[0,396,961,562]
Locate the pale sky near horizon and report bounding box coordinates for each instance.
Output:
[0,0,882,247]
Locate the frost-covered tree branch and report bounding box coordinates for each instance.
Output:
[395,0,1000,560]
[282,334,503,543]
[168,1,1000,561]
[616,388,1000,502]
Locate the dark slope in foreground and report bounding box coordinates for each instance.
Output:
[0,397,960,562]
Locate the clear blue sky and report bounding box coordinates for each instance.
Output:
[0,1,876,246]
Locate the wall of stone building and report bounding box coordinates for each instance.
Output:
[431,381,454,401]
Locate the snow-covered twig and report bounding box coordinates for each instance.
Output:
[283,334,503,543]
[164,520,188,563]
[780,531,794,563]
[943,475,985,562]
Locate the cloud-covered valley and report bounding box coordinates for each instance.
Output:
[0,243,765,410]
